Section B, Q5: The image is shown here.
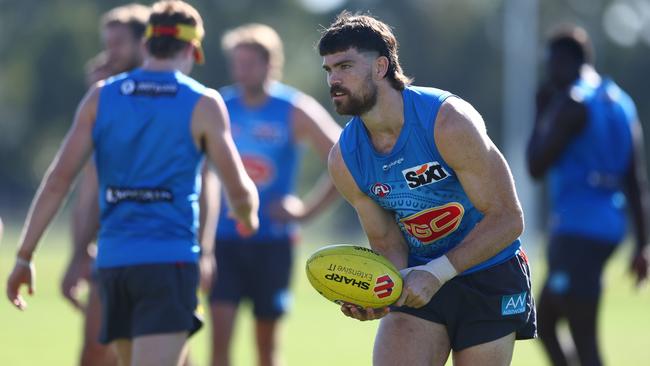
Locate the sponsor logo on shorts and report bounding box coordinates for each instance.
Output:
[400,202,464,244]
[324,273,370,290]
[402,161,449,189]
[120,79,178,96]
[501,292,527,315]
[370,183,391,197]
[373,275,395,299]
[105,186,173,204]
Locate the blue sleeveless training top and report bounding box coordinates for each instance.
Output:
[216,82,302,243]
[339,86,520,274]
[549,77,636,243]
[93,68,206,267]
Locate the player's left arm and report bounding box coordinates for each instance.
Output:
[436,97,524,274]
[198,162,220,292]
[279,93,342,221]
[623,120,650,285]
[396,98,524,308]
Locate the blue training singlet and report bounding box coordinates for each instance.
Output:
[549,77,637,244]
[93,69,206,268]
[216,82,302,243]
[340,86,520,274]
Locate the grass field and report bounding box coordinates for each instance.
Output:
[1,223,649,366]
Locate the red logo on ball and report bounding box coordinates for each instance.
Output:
[374,275,395,299]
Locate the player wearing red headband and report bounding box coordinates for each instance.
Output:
[6,2,259,366]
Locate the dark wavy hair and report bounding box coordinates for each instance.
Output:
[318,11,412,90]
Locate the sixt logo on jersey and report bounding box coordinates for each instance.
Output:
[370,183,391,197]
[373,275,395,299]
[401,162,449,189]
[400,202,464,244]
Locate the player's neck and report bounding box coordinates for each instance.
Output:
[360,86,404,135]
[241,82,270,107]
[359,86,404,155]
[141,56,190,74]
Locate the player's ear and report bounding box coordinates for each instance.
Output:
[374,56,389,81]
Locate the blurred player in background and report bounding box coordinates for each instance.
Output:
[527,25,649,366]
[320,11,535,366]
[61,4,150,366]
[209,23,341,366]
[7,1,258,366]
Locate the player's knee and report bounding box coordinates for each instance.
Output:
[80,342,116,366]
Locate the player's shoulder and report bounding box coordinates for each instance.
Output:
[601,78,636,109]
[195,87,225,109]
[327,141,353,189]
[269,81,302,104]
[172,71,208,95]
[338,117,362,153]
[436,96,486,138]
[328,141,344,169]
[84,79,107,104]
[217,84,239,103]
[407,85,451,97]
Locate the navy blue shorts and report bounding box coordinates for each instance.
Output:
[545,234,617,299]
[97,262,202,344]
[393,251,537,351]
[209,240,293,319]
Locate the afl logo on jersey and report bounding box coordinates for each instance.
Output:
[120,79,136,95]
[370,183,391,197]
[400,202,464,244]
[402,161,449,189]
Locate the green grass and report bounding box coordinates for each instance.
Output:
[1,225,649,365]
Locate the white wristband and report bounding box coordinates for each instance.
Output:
[409,255,458,285]
[16,257,33,269]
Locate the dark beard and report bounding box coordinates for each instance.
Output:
[332,77,378,116]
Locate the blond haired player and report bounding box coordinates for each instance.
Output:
[209,23,341,366]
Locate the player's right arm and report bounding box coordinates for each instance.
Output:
[526,91,587,179]
[328,143,409,320]
[191,89,259,234]
[6,82,101,310]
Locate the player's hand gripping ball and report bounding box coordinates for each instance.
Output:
[306,245,403,308]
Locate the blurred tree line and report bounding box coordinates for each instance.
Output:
[1,0,649,220]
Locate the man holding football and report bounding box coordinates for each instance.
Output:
[320,11,536,365]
